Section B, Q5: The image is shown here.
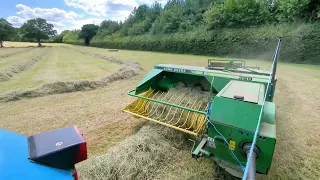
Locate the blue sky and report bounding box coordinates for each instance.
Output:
[0,0,167,33]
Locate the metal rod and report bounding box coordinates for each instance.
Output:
[186,104,203,130]
[148,91,171,117]
[153,92,176,120]
[161,92,188,122]
[246,152,256,180]
[135,89,155,113]
[128,89,206,115]
[178,99,199,128]
[123,110,198,136]
[146,92,165,116]
[270,39,281,97]
[165,93,189,124]
[141,91,160,115]
[242,39,281,180]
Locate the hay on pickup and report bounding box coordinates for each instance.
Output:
[77,125,187,180]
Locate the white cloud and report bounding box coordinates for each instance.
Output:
[138,0,167,5]
[7,4,78,33]
[15,4,78,22]
[69,18,105,30]
[65,0,138,18]
[6,1,168,33]
[6,16,25,27]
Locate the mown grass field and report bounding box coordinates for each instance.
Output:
[0,45,119,93]
[0,42,319,180]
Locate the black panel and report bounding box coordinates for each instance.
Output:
[28,126,85,170]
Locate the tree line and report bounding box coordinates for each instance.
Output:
[69,0,319,45]
[64,0,320,63]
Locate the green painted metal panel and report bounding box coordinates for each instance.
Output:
[135,64,276,101]
[155,64,271,84]
[210,97,262,132]
[137,69,163,88]
[210,81,265,132]
[262,102,276,124]
[260,122,276,138]
[220,81,264,104]
[205,122,276,174]
[212,77,231,92]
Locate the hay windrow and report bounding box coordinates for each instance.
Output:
[0,47,35,58]
[71,48,125,65]
[94,54,125,65]
[0,48,48,82]
[0,61,142,102]
[76,125,187,180]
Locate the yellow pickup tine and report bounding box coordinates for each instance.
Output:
[123,88,207,136]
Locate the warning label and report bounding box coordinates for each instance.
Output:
[229,140,236,150]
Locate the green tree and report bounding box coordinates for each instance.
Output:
[119,3,163,36]
[128,20,151,36]
[20,18,56,46]
[126,5,155,36]
[151,5,184,34]
[204,0,267,29]
[52,30,70,43]
[276,0,320,22]
[148,1,162,21]
[79,24,99,45]
[0,18,16,47]
[97,20,120,36]
[62,30,82,45]
[179,0,213,31]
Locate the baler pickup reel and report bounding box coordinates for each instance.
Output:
[123,84,208,136]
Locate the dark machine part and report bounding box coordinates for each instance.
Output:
[243,143,260,180]
[28,126,87,170]
[270,38,281,98]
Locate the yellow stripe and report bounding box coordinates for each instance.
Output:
[123,110,198,136]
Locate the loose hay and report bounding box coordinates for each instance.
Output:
[72,47,125,65]
[76,125,187,180]
[147,82,210,131]
[0,47,35,58]
[0,48,48,82]
[94,54,124,65]
[0,61,142,102]
[75,84,212,180]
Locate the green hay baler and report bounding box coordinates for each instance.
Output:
[123,40,281,179]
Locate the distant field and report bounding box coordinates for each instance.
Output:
[0,48,42,68]
[0,45,119,93]
[1,41,61,47]
[0,42,319,180]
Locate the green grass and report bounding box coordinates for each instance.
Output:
[0,46,119,93]
[0,48,40,68]
[70,45,275,71]
[0,47,30,57]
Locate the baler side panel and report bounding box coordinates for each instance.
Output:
[206,123,276,174]
[209,80,266,132]
[210,97,262,132]
[205,80,276,174]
